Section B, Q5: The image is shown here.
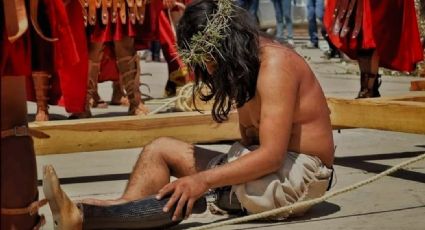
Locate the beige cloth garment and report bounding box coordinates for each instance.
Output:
[227,142,333,219]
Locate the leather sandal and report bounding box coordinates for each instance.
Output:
[356,73,382,98]
[117,55,149,115]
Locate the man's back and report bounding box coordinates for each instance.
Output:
[238,41,334,167]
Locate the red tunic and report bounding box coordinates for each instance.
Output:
[1,0,87,113]
[88,14,137,43]
[159,10,185,77]
[98,1,163,82]
[324,0,423,72]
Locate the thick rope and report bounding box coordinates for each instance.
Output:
[147,83,195,115]
[189,153,425,230]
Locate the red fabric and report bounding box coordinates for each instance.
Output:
[34,0,86,113]
[98,1,164,82]
[57,0,88,113]
[324,0,423,72]
[159,10,184,75]
[89,15,137,43]
[1,0,87,113]
[98,43,120,82]
[134,1,163,50]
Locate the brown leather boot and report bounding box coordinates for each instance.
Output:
[117,55,149,115]
[356,73,382,98]
[1,76,49,230]
[88,60,108,109]
[32,71,50,121]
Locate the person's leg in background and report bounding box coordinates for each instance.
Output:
[114,36,149,115]
[356,49,381,98]
[306,0,319,48]
[70,42,104,118]
[271,0,284,43]
[283,0,294,46]
[248,0,260,23]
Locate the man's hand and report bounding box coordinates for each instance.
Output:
[156,174,208,221]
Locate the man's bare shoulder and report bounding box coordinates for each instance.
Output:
[259,43,309,75]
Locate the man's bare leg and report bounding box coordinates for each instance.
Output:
[85,137,223,205]
[43,137,222,228]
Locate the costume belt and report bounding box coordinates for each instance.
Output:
[80,0,147,26]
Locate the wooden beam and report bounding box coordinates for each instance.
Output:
[31,112,241,155]
[30,92,425,155]
[327,95,425,134]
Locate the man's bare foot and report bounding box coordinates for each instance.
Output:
[35,110,49,121]
[43,165,83,230]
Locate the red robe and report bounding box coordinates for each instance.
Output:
[324,0,423,72]
[1,0,87,113]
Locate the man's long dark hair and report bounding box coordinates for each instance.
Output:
[177,0,260,122]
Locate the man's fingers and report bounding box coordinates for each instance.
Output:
[163,190,182,213]
[185,199,195,219]
[156,183,174,200]
[173,195,188,221]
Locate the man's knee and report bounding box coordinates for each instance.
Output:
[142,137,183,157]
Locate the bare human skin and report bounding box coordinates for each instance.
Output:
[44,39,334,228]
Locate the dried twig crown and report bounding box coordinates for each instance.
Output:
[178,0,234,67]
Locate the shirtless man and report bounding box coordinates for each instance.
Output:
[43,0,334,228]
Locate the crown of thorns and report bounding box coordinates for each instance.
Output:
[178,0,234,67]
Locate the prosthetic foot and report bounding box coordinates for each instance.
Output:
[43,165,83,230]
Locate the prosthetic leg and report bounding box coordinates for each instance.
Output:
[32,71,51,121]
[1,76,49,229]
[43,165,207,229]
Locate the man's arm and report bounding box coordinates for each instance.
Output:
[199,52,300,188]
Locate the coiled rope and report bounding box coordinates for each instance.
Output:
[189,152,425,230]
[147,83,196,115]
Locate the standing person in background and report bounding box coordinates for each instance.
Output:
[271,0,294,46]
[73,1,149,118]
[236,0,259,22]
[324,0,423,98]
[305,0,324,48]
